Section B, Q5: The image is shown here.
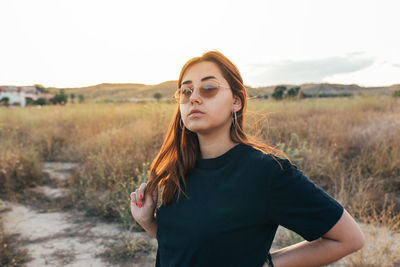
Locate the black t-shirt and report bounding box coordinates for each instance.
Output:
[155,143,344,267]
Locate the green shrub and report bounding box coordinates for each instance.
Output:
[276,133,312,165]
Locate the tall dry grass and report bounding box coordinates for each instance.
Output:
[1,95,399,265]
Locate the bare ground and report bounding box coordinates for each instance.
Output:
[1,162,157,267]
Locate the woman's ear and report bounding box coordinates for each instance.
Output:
[233,96,242,112]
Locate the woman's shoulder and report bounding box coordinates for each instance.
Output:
[244,144,295,174]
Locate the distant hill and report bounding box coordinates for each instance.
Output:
[46,81,178,101]
[44,81,400,102]
[248,83,400,97]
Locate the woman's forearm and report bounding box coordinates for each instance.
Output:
[138,217,158,239]
[268,237,359,267]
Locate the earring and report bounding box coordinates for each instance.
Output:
[180,118,183,128]
[232,111,237,127]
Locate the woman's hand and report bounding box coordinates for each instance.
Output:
[130,182,158,224]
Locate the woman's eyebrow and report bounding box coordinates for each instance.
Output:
[182,76,217,85]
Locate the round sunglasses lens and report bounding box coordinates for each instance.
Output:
[179,87,191,103]
[200,82,219,97]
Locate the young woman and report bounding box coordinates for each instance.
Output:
[130,50,365,267]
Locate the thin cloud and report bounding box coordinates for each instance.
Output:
[244,53,376,86]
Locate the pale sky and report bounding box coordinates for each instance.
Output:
[0,0,399,88]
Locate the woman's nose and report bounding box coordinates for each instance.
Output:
[189,87,202,103]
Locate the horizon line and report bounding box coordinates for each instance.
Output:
[1,80,400,89]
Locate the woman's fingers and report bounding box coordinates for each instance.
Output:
[136,183,146,207]
[130,192,137,210]
[130,183,149,209]
[131,183,146,208]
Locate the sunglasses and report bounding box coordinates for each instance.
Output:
[174,80,230,104]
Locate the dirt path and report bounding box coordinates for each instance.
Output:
[1,162,157,267]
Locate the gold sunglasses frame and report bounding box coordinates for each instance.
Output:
[173,79,231,104]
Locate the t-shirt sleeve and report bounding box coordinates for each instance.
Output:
[267,157,344,242]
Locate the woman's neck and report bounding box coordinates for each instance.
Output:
[197,135,239,159]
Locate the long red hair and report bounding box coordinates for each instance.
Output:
[144,49,290,206]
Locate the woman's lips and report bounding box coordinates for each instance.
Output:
[188,112,204,118]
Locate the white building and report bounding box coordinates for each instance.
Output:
[0,86,44,107]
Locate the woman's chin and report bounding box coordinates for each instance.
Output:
[185,124,208,133]
[186,126,201,132]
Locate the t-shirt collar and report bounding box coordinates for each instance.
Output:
[195,143,248,170]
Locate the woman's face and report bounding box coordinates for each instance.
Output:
[179,61,241,135]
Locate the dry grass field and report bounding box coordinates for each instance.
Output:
[1,95,399,266]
